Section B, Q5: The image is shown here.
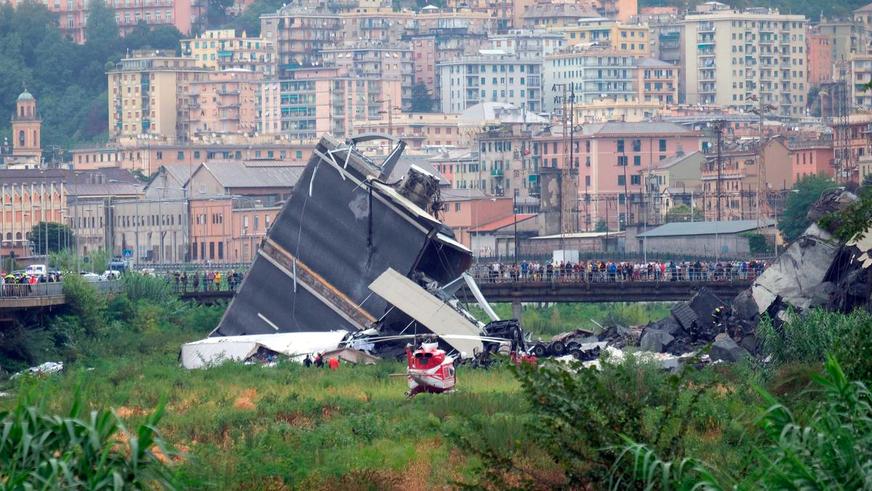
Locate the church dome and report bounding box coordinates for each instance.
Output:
[17,90,34,101]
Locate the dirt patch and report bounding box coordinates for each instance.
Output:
[320,404,338,420]
[234,388,258,410]
[152,444,185,464]
[276,412,315,430]
[115,406,146,418]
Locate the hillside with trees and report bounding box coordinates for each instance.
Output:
[0,0,182,152]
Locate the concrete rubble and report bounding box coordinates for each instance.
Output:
[630,188,871,364]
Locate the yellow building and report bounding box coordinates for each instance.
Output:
[180,29,275,76]
[557,17,650,56]
[107,50,211,142]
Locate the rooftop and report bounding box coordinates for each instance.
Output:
[582,121,694,136]
[636,219,776,238]
[469,214,536,232]
[195,162,305,189]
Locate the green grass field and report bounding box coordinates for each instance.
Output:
[5,321,526,489]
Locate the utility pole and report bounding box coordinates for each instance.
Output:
[711,119,726,222]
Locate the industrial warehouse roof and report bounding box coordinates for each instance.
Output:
[195,162,305,189]
[637,219,776,238]
[470,214,537,233]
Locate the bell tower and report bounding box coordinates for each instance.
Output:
[11,88,42,161]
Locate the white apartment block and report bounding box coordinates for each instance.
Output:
[682,8,809,118]
[543,48,640,112]
[850,54,872,107]
[437,54,543,114]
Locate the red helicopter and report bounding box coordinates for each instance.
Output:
[344,333,513,397]
[405,341,456,397]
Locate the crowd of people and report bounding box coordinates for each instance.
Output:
[474,259,768,283]
[0,271,64,295]
[167,270,245,292]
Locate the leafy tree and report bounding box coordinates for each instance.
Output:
[778,174,837,242]
[410,82,435,112]
[665,203,703,222]
[207,0,235,27]
[227,0,283,36]
[123,22,183,52]
[29,221,75,255]
[594,219,608,232]
[85,0,119,59]
[863,172,872,187]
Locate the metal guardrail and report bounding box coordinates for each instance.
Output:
[0,282,64,298]
[469,268,761,284]
[0,279,123,299]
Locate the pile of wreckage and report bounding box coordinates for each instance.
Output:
[181,135,522,369]
[180,134,871,370]
[631,188,872,364]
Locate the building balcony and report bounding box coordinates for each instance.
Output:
[491,168,504,177]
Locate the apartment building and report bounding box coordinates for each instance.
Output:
[258,67,403,141]
[185,70,260,140]
[107,50,211,142]
[543,47,642,111]
[520,2,597,29]
[486,30,566,58]
[849,54,872,107]
[437,54,543,113]
[7,0,200,44]
[180,29,275,76]
[682,7,809,118]
[351,113,464,149]
[320,42,414,111]
[638,57,678,104]
[259,8,343,72]
[558,17,650,56]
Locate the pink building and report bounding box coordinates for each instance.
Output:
[439,189,514,247]
[808,29,834,86]
[8,0,200,44]
[186,70,260,140]
[789,140,835,183]
[534,121,703,229]
[412,36,437,96]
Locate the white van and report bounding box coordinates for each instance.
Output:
[25,264,47,277]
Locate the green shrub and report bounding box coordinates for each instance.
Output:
[758,308,872,381]
[0,395,177,489]
[122,274,177,305]
[62,274,108,335]
[609,355,872,490]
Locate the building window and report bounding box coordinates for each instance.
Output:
[658,139,667,152]
[218,242,224,260]
[177,151,184,160]
[617,156,628,166]
[209,242,215,259]
[617,175,626,186]
[156,151,163,160]
[192,242,197,259]
[632,139,641,152]
[633,155,641,166]
[631,175,641,185]
[616,139,625,153]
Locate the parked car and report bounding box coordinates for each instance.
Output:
[101,270,121,280]
[80,272,102,282]
[25,264,47,277]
